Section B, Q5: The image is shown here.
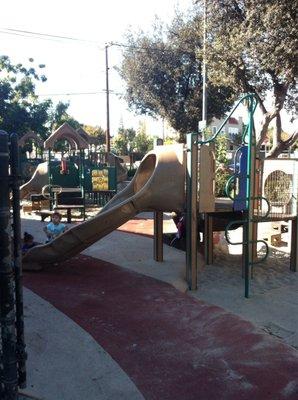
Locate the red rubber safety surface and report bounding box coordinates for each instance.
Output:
[24,255,298,400]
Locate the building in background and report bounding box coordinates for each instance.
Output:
[210,116,244,159]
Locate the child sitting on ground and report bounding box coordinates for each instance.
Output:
[43,212,67,242]
[167,212,187,250]
[22,232,37,254]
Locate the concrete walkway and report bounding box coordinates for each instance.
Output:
[21,289,144,400]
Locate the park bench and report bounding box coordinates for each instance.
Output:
[36,204,85,223]
[35,187,85,223]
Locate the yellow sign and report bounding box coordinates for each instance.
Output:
[92,169,109,191]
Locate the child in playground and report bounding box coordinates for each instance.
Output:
[22,232,37,254]
[170,212,186,249]
[43,212,67,242]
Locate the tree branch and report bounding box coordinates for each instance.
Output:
[267,130,298,158]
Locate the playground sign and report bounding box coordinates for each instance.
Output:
[92,169,109,191]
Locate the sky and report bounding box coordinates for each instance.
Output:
[1,0,297,138]
[1,0,194,138]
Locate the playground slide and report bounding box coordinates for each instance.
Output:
[23,145,185,269]
[20,161,49,200]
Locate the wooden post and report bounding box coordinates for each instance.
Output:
[154,211,163,262]
[186,133,198,290]
[290,217,297,272]
[204,213,214,265]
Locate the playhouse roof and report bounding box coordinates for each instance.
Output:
[44,122,89,150]
[18,131,44,148]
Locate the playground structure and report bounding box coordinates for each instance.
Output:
[20,122,128,219]
[1,95,298,399]
[18,130,44,183]
[23,144,185,266]
[186,94,298,297]
[22,95,297,298]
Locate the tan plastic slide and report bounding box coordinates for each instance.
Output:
[23,145,185,269]
[20,161,49,200]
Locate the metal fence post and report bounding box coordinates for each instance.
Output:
[10,133,27,388]
[0,130,18,399]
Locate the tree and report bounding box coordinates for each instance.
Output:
[49,101,81,133]
[214,135,230,197]
[199,0,297,157]
[134,121,153,155]
[0,55,52,137]
[113,126,136,155]
[82,124,106,145]
[119,15,234,141]
[0,56,79,140]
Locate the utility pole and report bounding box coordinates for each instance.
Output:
[105,44,111,153]
[202,0,207,139]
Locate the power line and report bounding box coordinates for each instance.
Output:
[36,90,124,97]
[110,41,197,55]
[0,27,105,48]
[6,28,101,44]
[1,28,197,54]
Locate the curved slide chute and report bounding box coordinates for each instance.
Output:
[20,161,49,200]
[23,145,185,268]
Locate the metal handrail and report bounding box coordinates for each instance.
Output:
[251,240,269,264]
[251,196,271,220]
[224,220,245,245]
[198,93,258,145]
[224,221,269,264]
[225,175,236,200]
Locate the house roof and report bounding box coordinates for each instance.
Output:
[228,117,239,125]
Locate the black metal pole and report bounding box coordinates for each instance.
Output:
[0,130,18,399]
[10,133,27,388]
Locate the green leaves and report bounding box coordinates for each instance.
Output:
[119,13,234,139]
[113,123,153,156]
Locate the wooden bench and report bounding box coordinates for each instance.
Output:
[54,205,85,223]
[36,205,85,223]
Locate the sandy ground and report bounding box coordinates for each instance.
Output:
[21,210,298,351]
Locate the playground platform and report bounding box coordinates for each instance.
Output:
[20,213,298,400]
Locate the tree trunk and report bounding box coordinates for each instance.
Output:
[272,112,282,150]
[268,130,298,158]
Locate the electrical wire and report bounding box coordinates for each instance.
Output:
[0,28,196,54]
[36,90,124,97]
[0,27,105,48]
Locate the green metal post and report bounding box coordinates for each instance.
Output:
[80,150,86,220]
[186,133,198,290]
[244,96,257,298]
